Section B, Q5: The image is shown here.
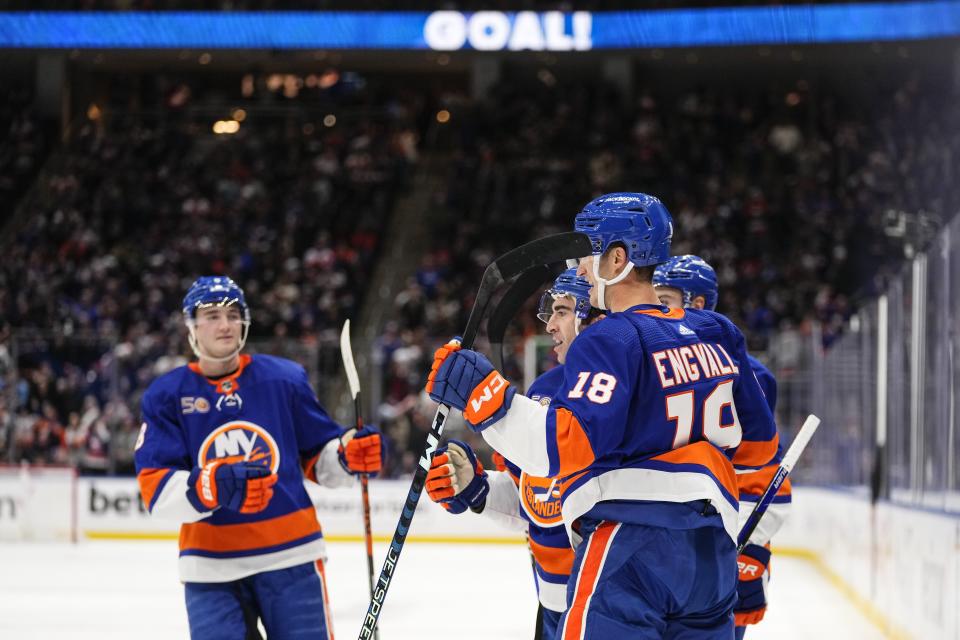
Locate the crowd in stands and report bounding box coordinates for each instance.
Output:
[3,63,957,479]
[0,83,51,222]
[372,72,960,471]
[2,75,421,471]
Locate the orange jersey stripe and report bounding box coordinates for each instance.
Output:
[652,440,739,500]
[633,307,685,320]
[315,559,335,640]
[563,521,619,640]
[491,451,509,474]
[732,434,780,468]
[188,354,252,394]
[528,537,575,577]
[738,463,793,498]
[554,408,596,478]
[180,506,321,553]
[137,468,170,510]
[302,451,321,483]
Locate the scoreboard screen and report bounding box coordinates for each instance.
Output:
[0,2,957,50]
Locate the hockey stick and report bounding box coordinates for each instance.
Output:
[340,320,380,640]
[488,263,556,372]
[737,414,821,553]
[357,232,592,640]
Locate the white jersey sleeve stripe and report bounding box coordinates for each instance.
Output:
[481,395,550,477]
[151,470,212,523]
[481,470,527,531]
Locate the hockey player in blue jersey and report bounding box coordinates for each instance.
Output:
[654,254,792,639]
[134,276,383,639]
[425,268,597,640]
[425,193,780,638]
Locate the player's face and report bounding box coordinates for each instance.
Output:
[545,296,578,364]
[194,305,243,358]
[577,256,601,307]
[578,250,625,307]
[655,286,685,309]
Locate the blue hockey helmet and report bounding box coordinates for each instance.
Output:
[182,276,250,321]
[537,268,593,323]
[653,254,719,311]
[574,192,673,267]
[182,276,251,362]
[573,192,673,310]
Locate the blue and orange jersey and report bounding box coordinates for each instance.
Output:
[737,354,792,546]
[483,304,780,545]
[134,354,346,582]
[500,365,573,613]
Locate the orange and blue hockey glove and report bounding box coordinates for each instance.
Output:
[187,459,277,514]
[734,543,771,627]
[425,338,515,432]
[425,439,489,514]
[338,426,384,476]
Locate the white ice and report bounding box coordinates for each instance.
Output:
[0,540,885,639]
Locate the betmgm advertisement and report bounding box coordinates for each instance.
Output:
[0,475,524,543]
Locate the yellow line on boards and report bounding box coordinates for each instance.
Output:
[85,531,178,541]
[773,547,911,640]
[82,531,527,545]
[325,535,527,545]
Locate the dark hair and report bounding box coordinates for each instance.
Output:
[635,265,655,283]
[603,242,654,283]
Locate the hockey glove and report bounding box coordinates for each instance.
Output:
[425,439,489,514]
[425,338,515,432]
[734,543,771,627]
[338,426,384,476]
[187,460,277,514]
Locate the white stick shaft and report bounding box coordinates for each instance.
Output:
[781,414,821,472]
[340,319,361,400]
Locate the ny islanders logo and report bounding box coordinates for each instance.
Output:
[197,420,280,473]
[520,472,563,526]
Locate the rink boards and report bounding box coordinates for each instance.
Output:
[776,487,958,640]
[0,475,526,544]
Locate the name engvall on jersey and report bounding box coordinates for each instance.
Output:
[651,340,740,389]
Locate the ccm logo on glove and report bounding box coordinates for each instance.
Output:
[466,372,509,422]
[425,338,516,432]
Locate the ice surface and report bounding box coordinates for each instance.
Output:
[0,540,885,639]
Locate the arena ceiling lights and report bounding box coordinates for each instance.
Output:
[0,2,957,50]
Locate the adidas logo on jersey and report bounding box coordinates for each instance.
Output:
[216,392,243,412]
[678,324,695,336]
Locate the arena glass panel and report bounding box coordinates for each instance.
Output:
[921,227,951,511]
[947,217,960,512]
[884,273,911,497]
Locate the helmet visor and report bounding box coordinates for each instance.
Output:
[537,291,579,324]
[537,291,554,324]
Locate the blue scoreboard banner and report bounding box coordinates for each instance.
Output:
[0,2,957,50]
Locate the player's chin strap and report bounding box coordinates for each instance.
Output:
[592,256,635,311]
[186,320,251,363]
